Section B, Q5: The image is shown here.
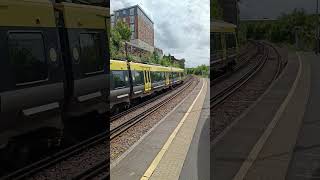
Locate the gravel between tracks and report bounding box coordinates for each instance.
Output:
[211,43,286,140]
[110,78,199,161]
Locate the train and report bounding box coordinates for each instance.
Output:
[110,59,185,113]
[211,20,238,76]
[0,0,109,164]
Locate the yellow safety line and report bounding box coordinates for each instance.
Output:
[140,79,206,180]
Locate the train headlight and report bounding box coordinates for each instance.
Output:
[49,48,57,62]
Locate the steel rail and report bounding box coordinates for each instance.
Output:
[210,42,269,110]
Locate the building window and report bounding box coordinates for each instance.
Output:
[123,18,126,22]
[8,32,48,84]
[130,8,134,15]
[116,12,119,17]
[131,33,135,40]
[130,16,134,24]
[122,10,126,15]
[130,24,134,32]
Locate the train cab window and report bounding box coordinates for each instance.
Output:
[133,71,144,85]
[79,33,103,74]
[111,71,128,89]
[8,33,48,85]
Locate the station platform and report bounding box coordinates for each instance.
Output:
[212,51,316,180]
[111,78,210,180]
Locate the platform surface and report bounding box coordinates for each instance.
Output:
[286,53,320,180]
[211,51,313,180]
[111,78,209,180]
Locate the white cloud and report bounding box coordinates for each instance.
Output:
[111,0,210,67]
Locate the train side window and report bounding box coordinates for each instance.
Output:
[79,33,103,74]
[8,32,48,85]
[173,72,178,79]
[133,71,144,85]
[152,72,164,82]
[226,33,236,49]
[161,72,165,81]
[213,33,222,52]
[111,70,126,89]
[151,72,155,82]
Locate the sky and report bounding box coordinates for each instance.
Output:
[111,0,210,68]
[239,0,317,19]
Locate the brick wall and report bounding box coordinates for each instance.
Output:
[137,15,154,47]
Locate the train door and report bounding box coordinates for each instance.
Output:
[165,72,170,85]
[143,68,151,92]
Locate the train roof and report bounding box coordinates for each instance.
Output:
[54,2,109,29]
[211,20,237,33]
[171,67,184,72]
[0,0,56,27]
[56,0,108,7]
[0,0,109,28]
[110,59,128,70]
[110,59,184,72]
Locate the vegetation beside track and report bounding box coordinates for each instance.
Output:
[186,64,209,77]
[239,8,318,50]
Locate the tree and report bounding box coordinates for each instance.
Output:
[187,64,209,77]
[211,0,223,19]
[240,8,317,50]
[113,21,131,41]
[151,51,160,64]
[110,21,132,59]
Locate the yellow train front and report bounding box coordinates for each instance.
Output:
[110,60,184,113]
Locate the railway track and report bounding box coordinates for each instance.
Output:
[1,132,107,180]
[110,77,196,140]
[211,41,283,140]
[210,42,269,109]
